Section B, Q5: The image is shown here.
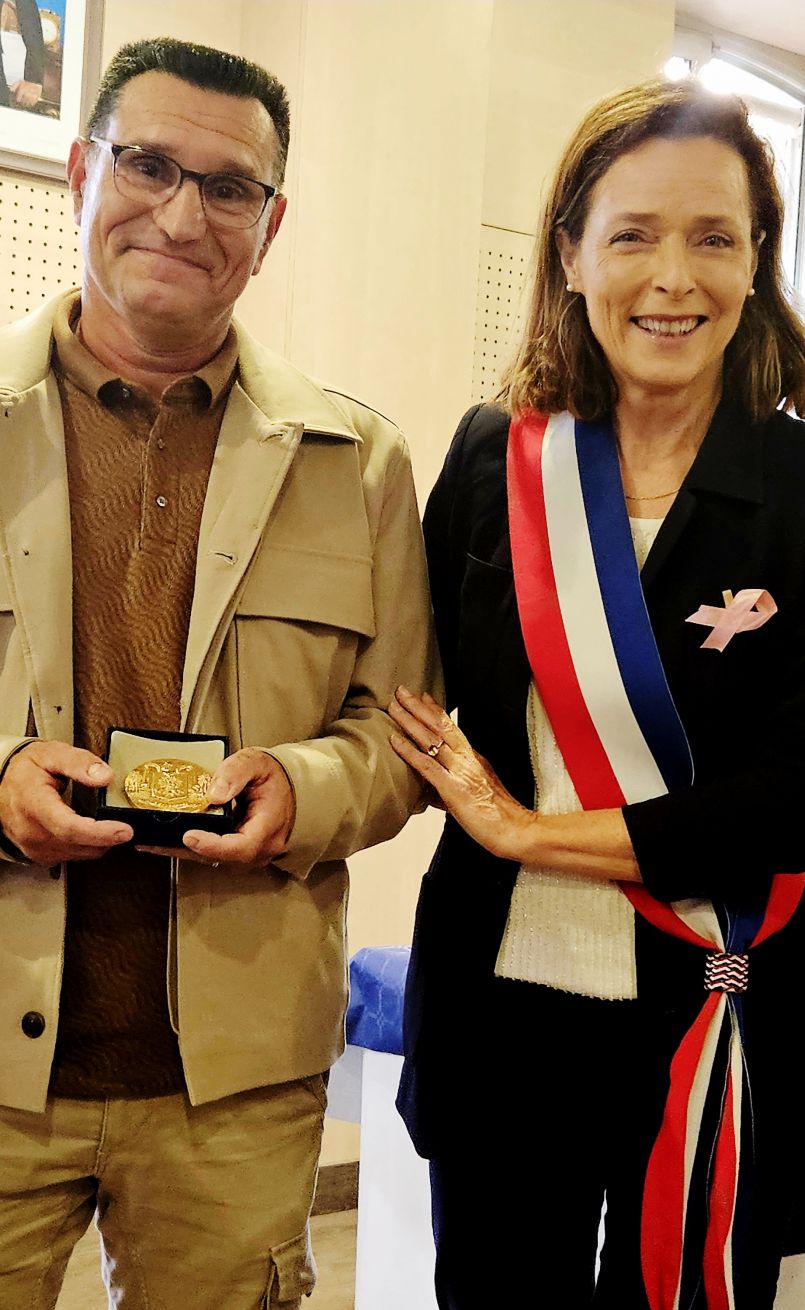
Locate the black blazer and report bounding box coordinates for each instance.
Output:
[398,400,805,1158]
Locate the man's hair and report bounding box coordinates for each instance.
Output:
[85,37,291,186]
[501,78,805,421]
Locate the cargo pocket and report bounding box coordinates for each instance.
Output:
[263,1228,317,1307]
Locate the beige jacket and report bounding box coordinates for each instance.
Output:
[0,293,439,1112]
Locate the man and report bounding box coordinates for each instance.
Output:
[0,36,436,1309]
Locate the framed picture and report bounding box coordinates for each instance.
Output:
[0,0,105,178]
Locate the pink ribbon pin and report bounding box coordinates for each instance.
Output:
[686,588,777,652]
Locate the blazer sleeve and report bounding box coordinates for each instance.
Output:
[267,432,443,879]
[624,700,805,904]
[422,404,484,712]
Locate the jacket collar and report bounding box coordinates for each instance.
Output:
[0,291,363,444]
[640,398,764,593]
[685,398,764,506]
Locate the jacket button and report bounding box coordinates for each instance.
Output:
[21,1011,45,1039]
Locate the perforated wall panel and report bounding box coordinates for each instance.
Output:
[0,173,81,326]
[471,224,532,402]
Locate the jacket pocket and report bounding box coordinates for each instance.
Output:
[238,545,374,636]
[263,1228,317,1307]
[234,547,375,744]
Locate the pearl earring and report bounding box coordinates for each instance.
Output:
[566,283,574,292]
[747,287,756,297]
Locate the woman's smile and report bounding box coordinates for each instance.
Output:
[631,314,704,337]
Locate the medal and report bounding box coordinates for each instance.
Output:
[124,758,213,812]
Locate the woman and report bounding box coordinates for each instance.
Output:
[390,79,805,1310]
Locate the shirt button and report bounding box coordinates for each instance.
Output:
[21,1011,46,1039]
[157,439,165,450]
[156,495,168,509]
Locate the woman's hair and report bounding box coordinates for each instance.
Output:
[501,78,805,420]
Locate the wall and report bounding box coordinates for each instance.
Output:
[0,0,675,1164]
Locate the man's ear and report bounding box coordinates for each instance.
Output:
[66,138,90,225]
[252,193,288,277]
[555,226,579,290]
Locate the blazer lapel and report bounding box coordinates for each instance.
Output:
[641,401,764,596]
[181,384,303,731]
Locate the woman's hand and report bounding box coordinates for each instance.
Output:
[388,686,537,861]
[389,686,641,882]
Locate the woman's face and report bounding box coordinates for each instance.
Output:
[558,134,758,405]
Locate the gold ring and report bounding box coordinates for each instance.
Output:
[426,739,444,758]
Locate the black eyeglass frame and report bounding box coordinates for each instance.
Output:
[88,137,278,228]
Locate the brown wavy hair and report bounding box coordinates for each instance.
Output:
[500,78,805,420]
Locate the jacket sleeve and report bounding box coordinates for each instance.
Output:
[267,434,442,879]
[624,701,805,903]
[16,0,45,86]
[0,735,37,862]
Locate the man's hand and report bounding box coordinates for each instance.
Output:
[138,748,296,869]
[0,741,134,865]
[10,79,43,109]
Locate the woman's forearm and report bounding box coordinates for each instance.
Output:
[517,808,641,882]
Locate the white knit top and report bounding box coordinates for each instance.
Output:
[495,517,663,999]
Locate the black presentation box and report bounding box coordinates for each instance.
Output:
[97,727,235,846]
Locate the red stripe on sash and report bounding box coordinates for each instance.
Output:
[622,885,714,950]
[754,874,805,947]
[507,412,625,809]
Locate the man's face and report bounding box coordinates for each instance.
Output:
[68,71,286,343]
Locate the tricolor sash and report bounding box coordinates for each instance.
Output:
[507,408,804,1309]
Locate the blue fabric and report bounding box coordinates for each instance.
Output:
[346,946,410,1054]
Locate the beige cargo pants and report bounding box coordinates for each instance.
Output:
[0,1076,327,1309]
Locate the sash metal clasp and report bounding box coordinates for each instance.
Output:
[704,951,749,994]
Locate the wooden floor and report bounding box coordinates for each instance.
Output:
[55,1210,357,1309]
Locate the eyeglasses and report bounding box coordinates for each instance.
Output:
[88,137,278,230]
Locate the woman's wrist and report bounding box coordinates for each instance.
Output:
[517,809,641,883]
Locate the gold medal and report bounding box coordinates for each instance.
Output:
[124,758,214,813]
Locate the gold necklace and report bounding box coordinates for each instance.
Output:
[623,485,681,501]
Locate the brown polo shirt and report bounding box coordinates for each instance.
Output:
[49,292,238,1097]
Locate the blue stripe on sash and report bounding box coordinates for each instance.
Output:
[575,417,694,792]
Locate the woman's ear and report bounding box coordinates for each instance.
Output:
[751,228,765,283]
[556,226,579,291]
